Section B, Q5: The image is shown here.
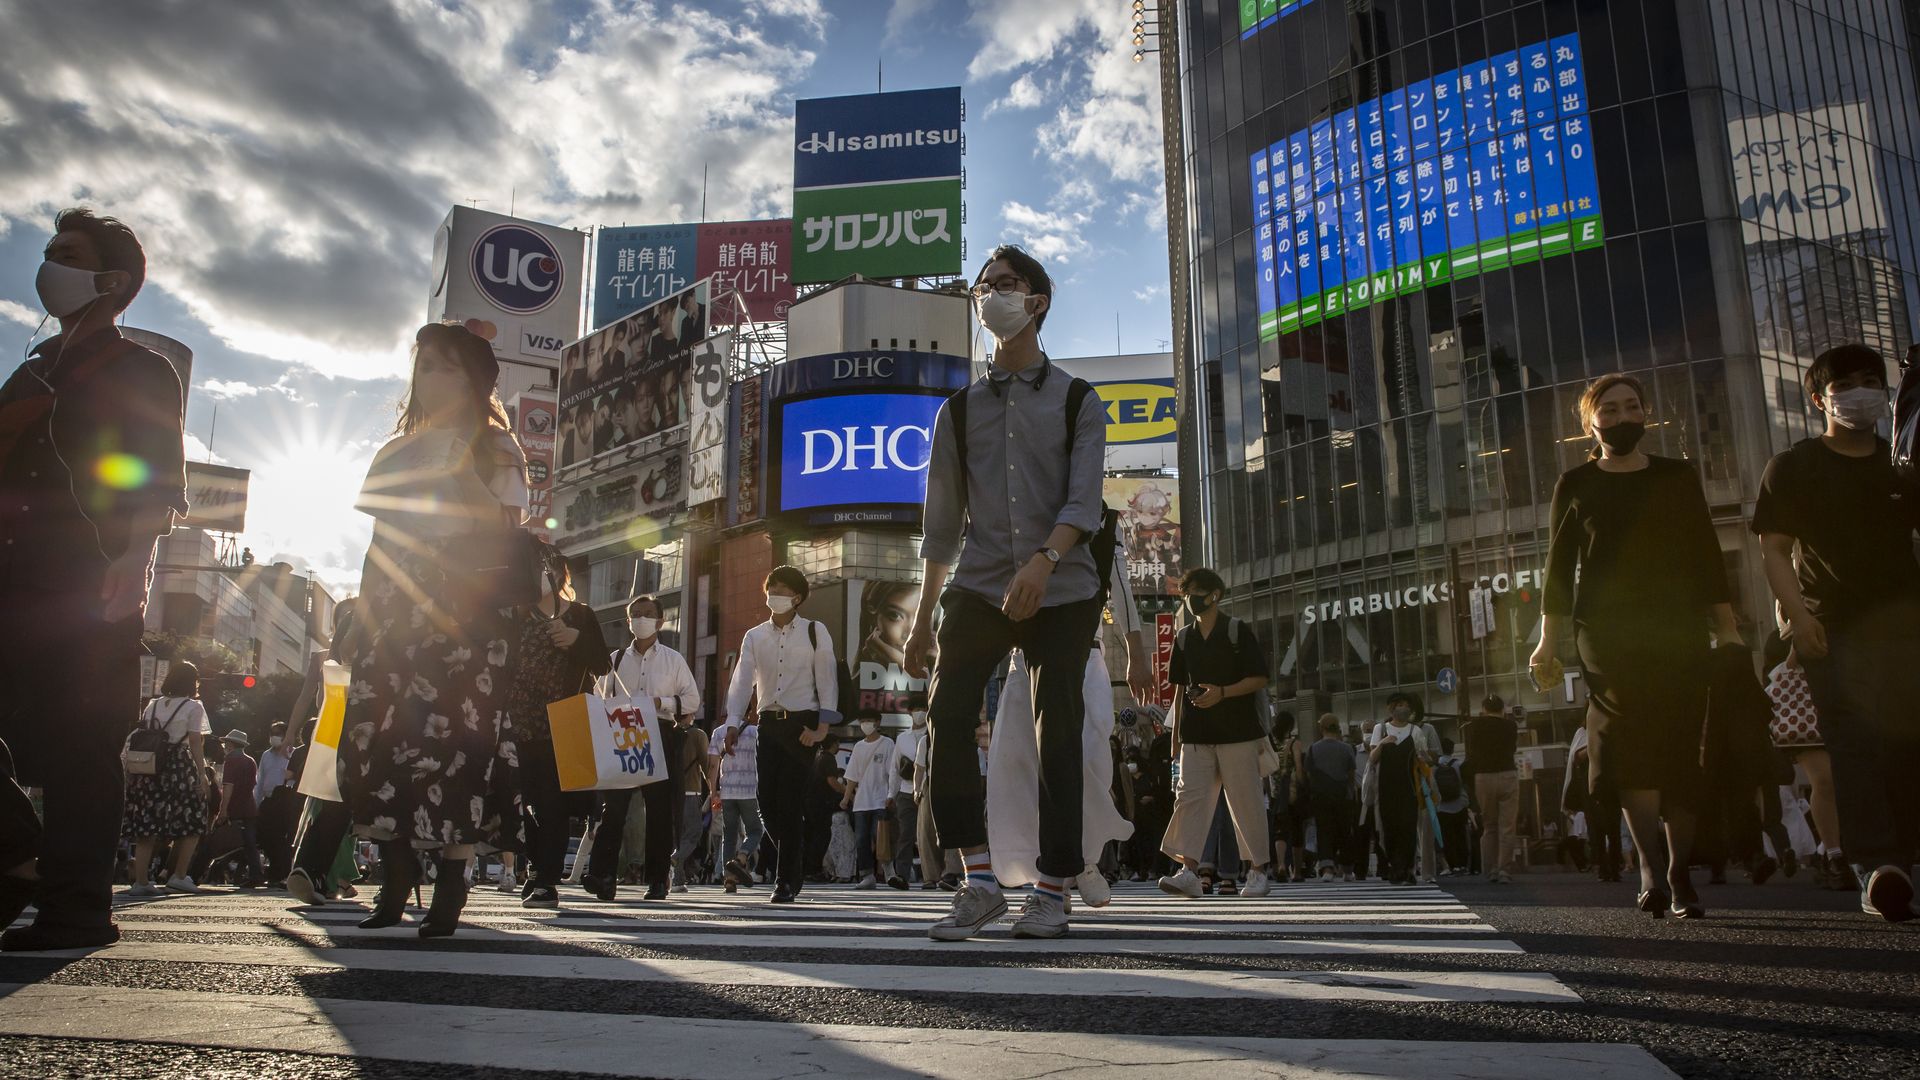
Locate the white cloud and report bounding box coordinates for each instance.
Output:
[997,73,1045,113]
[883,0,938,51]
[1133,283,1167,302]
[0,298,40,328]
[0,0,821,383]
[198,378,262,400]
[965,0,1105,79]
[1002,200,1092,264]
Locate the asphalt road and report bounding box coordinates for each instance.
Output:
[0,870,1911,1078]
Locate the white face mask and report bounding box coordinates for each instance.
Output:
[977,290,1036,344]
[860,721,878,736]
[767,595,796,616]
[911,713,927,729]
[35,260,105,318]
[1826,386,1889,430]
[268,736,283,750]
[629,617,659,639]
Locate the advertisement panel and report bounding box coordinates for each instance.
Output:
[1052,353,1178,471]
[551,448,685,554]
[847,578,927,729]
[696,220,794,324]
[1250,33,1601,339]
[427,206,586,365]
[180,462,250,532]
[1728,102,1884,244]
[556,279,710,470]
[775,392,942,515]
[791,87,963,283]
[1105,476,1182,597]
[592,223,696,330]
[727,374,765,526]
[686,331,733,507]
[1153,613,1177,709]
[514,391,558,536]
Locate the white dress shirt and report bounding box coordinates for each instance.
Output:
[725,617,840,722]
[600,639,702,720]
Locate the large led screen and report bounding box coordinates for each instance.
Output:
[774,392,943,514]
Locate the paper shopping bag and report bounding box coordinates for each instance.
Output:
[296,660,351,802]
[549,691,668,792]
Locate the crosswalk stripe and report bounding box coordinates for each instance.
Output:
[0,981,1680,1079]
[54,940,1581,1003]
[110,913,1501,936]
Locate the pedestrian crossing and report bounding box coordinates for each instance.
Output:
[0,879,1678,1078]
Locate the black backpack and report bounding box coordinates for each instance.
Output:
[1895,344,1920,482]
[1090,505,1121,605]
[1432,759,1465,803]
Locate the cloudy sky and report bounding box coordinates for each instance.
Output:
[0,0,1172,596]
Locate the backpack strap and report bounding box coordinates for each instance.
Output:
[1064,377,1094,460]
[946,386,970,492]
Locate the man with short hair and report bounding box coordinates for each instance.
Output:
[253,722,301,887]
[1753,342,1920,922]
[1304,714,1359,881]
[0,209,187,950]
[1156,567,1275,900]
[906,245,1108,941]
[585,594,701,903]
[726,566,840,904]
[1462,695,1521,883]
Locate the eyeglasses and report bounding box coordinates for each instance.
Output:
[969,277,1028,300]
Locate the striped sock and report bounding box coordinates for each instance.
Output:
[1033,876,1067,905]
[964,852,999,894]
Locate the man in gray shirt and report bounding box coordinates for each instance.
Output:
[905,245,1107,942]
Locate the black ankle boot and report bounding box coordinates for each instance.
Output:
[359,843,417,929]
[419,858,470,938]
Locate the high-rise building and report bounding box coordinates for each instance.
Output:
[1162,0,1920,736]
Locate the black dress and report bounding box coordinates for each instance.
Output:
[1544,456,1728,800]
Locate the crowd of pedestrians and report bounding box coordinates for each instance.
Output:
[1,217,1916,956]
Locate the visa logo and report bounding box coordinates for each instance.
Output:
[1094,381,1178,444]
[524,332,566,352]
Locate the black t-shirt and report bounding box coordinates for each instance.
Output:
[1543,456,1729,621]
[1461,715,1518,775]
[1169,616,1268,745]
[1751,436,1920,625]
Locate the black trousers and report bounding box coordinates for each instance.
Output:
[293,795,351,886]
[1586,782,1623,876]
[519,739,570,888]
[757,713,817,893]
[256,787,298,884]
[0,592,142,930]
[588,778,677,889]
[1801,614,1920,871]
[1312,796,1356,869]
[927,590,1101,879]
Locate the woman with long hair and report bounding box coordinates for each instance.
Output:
[1532,373,1742,919]
[342,322,531,938]
[121,661,212,895]
[501,541,611,908]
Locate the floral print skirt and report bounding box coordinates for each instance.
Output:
[341,534,522,854]
[122,740,209,841]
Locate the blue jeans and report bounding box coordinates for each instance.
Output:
[853,808,884,876]
[1200,794,1240,874]
[721,797,764,866]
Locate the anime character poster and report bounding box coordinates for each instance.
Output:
[1105,477,1182,596]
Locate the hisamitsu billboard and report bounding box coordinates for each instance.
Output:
[792,87,963,284]
[793,88,963,189]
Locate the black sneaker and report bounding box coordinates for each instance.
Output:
[886,876,908,891]
[1822,854,1858,891]
[771,888,796,904]
[522,886,560,909]
[937,875,961,892]
[579,873,617,902]
[1779,849,1798,879]
[643,883,669,901]
[1748,857,1777,885]
[0,875,37,931]
[1,921,119,952]
[1861,865,1916,923]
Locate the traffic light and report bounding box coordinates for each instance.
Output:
[203,672,260,693]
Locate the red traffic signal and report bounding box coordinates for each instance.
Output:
[241,675,257,689]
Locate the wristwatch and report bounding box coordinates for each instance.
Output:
[1036,547,1062,567]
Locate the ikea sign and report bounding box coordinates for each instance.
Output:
[1094,379,1177,445]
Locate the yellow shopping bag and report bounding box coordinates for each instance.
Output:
[548,691,668,792]
[296,660,351,802]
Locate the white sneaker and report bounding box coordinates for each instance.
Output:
[671,883,689,894]
[124,883,159,897]
[165,875,202,895]
[496,872,518,893]
[1241,870,1273,898]
[1010,892,1069,938]
[1319,867,1334,882]
[285,868,321,906]
[929,884,1008,941]
[855,874,878,890]
[1074,868,1111,908]
[1158,868,1203,898]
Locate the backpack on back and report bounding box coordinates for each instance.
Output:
[1432,759,1464,803]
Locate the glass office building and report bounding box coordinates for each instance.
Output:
[1169,0,1920,732]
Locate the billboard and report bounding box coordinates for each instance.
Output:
[1239,0,1319,37]
[1728,102,1884,244]
[593,219,793,329]
[557,279,710,470]
[427,206,586,366]
[180,462,250,532]
[1052,353,1177,471]
[764,350,971,525]
[727,374,766,526]
[791,87,963,283]
[1106,476,1182,597]
[685,332,733,507]
[513,390,558,536]
[847,578,927,729]
[1251,32,1601,339]
[551,448,686,553]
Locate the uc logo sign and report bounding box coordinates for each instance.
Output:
[1096,381,1177,445]
[472,224,563,315]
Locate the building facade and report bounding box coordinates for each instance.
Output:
[1167,0,1920,743]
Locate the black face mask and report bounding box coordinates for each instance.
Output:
[1595,421,1645,455]
[1185,594,1216,617]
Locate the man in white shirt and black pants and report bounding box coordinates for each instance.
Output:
[583,594,701,903]
[905,245,1108,941]
[725,565,840,904]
